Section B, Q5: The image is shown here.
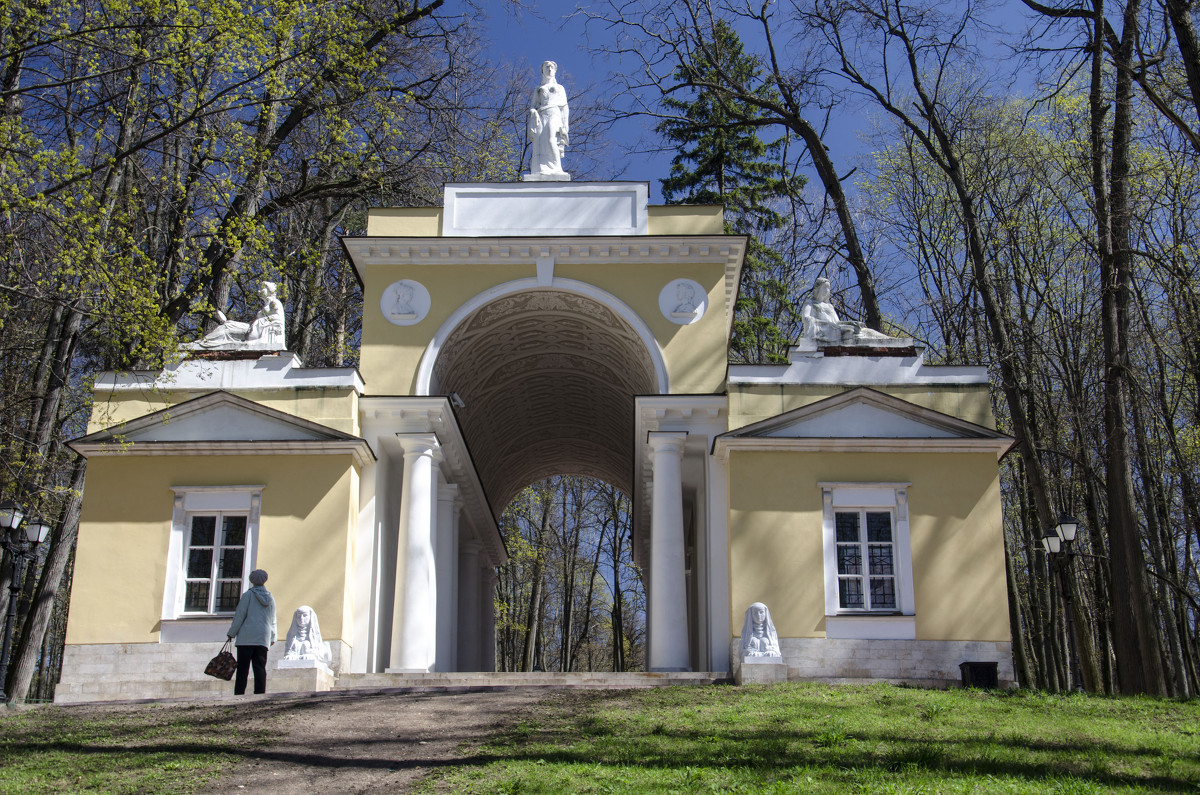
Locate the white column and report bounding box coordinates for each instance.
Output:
[481,567,497,672]
[350,458,378,673]
[435,484,460,672]
[707,450,731,675]
[390,434,441,672]
[648,432,691,671]
[457,541,482,671]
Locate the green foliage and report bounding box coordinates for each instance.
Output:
[656,19,801,363]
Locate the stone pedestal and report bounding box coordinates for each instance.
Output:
[275,659,336,692]
[735,656,787,685]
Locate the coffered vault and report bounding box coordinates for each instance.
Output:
[430,289,660,512]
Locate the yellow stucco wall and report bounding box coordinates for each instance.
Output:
[65,454,359,645]
[726,450,1009,643]
[367,207,442,236]
[87,389,360,435]
[729,383,996,430]
[358,259,730,396]
[647,205,723,234]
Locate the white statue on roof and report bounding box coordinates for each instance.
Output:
[184,281,286,352]
[524,60,570,181]
[799,278,911,350]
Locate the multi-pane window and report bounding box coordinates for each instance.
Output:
[183,513,248,614]
[835,509,897,611]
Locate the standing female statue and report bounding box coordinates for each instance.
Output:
[525,60,570,180]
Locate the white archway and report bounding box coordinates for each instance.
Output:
[415,277,669,397]
[415,279,668,512]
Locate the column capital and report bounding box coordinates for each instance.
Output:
[647,431,687,455]
[438,482,460,503]
[396,433,442,460]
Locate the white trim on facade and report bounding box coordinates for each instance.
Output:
[729,350,989,386]
[162,485,263,626]
[819,483,916,625]
[94,353,365,394]
[443,182,649,237]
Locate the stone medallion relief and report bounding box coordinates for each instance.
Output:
[381,279,431,326]
[658,279,707,325]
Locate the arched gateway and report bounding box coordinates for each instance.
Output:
[58,177,1018,701]
[348,181,744,674]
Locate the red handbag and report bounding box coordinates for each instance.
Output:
[204,640,237,680]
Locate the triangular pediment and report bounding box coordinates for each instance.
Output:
[73,391,359,445]
[725,387,1009,441]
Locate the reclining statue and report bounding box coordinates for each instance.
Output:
[184,281,286,352]
[800,278,910,348]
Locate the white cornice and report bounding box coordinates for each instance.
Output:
[712,436,1015,461]
[72,439,375,468]
[94,354,365,394]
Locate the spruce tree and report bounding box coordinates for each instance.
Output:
[657,20,800,363]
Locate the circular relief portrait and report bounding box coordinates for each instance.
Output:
[381,280,431,326]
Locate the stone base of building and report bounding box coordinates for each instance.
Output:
[55,641,347,704]
[729,638,1015,688]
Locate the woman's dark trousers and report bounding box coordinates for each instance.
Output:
[234,645,268,695]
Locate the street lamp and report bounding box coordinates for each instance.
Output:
[0,499,51,706]
[1042,512,1083,692]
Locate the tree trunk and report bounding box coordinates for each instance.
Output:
[1098,0,1168,696]
[6,458,85,700]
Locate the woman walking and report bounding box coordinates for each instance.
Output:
[227,569,277,695]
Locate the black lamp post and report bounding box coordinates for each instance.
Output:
[0,499,51,706]
[1042,512,1082,692]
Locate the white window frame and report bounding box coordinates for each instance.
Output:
[163,486,263,621]
[820,483,916,639]
[833,507,899,612]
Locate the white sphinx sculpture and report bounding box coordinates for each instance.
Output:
[524,60,570,181]
[282,605,332,665]
[740,602,781,660]
[185,281,286,351]
[799,278,911,350]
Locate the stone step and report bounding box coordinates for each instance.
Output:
[334,671,731,691]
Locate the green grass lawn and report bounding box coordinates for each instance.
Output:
[0,702,275,794]
[1,685,1196,794]
[428,684,1200,794]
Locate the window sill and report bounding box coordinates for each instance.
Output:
[825,614,916,640]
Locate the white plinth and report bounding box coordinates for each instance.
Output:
[736,656,787,685]
[522,172,571,182]
[443,182,648,237]
[277,658,334,678]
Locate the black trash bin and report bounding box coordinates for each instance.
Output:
[959,661,999,689]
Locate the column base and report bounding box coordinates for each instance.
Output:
[649,666,693,673]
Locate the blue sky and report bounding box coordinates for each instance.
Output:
[483,4,678,199]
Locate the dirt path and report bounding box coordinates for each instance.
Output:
[197,689,548,794]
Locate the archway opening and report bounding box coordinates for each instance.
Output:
[492,476,646,673]
[431,289,660,514]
